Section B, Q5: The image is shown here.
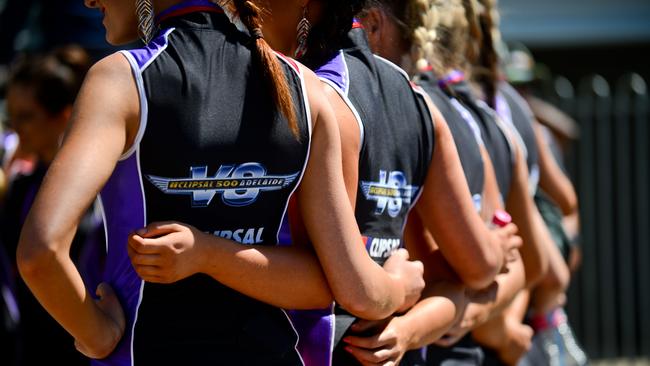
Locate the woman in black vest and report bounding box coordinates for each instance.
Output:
[16,0,426,364]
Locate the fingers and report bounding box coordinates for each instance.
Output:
[343,334,381,349]
[350,318,391,334]
[95,282,115,299]
[94,282,126,336]
[502,222,518,236]
[392,248,410,261]
[128,234,164,255]
[74,339,91,358]
[434,334,460,347]
[130,252,163,266]
[508,234,523,251]
[136,222,187,238]
[411,259,424,274]
[131,264,167,282]
[344,344,395,365]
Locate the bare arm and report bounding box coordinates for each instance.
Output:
[16,53,137,358]
[434,252,527,347]
[340,222,465,364]
[472,290,534,365]
[128,222,333,309]
[416,101,519,289]
[505,143,551,287]
[322,82,360,206]
[535,123,578,215]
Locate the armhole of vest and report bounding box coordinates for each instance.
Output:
[116,50,148,161]
[273,53,313,253]
[415,89,437,167]
[490,106,519,167]
[274,52,313,140]
[319,77,365,153]
[374,54,437,164]
[450,98,486,148]
[117,28,175,161]
[495,92,525,153]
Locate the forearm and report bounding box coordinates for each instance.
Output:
[483,253,527,320]
[17,234,118,355]
[472,289,530,349]
[535,124,577,215]
[507,148,550,287]
[421,112,503,288]
[298,103,407,319]
[198,233,333,309]
[398,280,465,349]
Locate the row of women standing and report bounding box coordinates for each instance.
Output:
[15,0,584,365]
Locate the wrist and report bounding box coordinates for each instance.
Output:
[81,305,122,359]
[392,315,417,350]
[193,230,213,275]
[387,272,407,312]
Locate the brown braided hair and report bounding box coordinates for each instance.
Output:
[231,0,300,138]
[473,0,499,108]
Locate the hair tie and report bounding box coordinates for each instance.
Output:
[251,27,264,40]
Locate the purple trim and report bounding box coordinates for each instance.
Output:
[125,28,174,70]
[278,215,293,246]
[438,69,466,89]
[316,51,349,95]
[288,307,335,366]
[495,92,512,126]
[91,154,146,366]
[278,211,334,365]
[0,248,19,325]
[154,0,220,24]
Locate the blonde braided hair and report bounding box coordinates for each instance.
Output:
[429,0,472,75]
[408,0,440,72]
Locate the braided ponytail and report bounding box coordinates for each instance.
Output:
[409,0,439,72]
[431,0,470,75]
[362,0,440,73]
[231,0,300,138]
[475,0,499,108]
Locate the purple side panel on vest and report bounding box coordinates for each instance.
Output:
[316,51,349,95]
[278,214,293,246]
[495,92,513,128]
[127,28,174,69]
[288,307,334,366]
[278,208,334,365]
[91,154,146,366]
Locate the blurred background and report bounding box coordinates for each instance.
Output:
[498,0,650,363]
[0,0,649,364]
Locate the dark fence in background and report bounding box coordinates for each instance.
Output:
[545,72,650,360]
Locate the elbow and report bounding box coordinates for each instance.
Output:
[16,229,58,282]
[560,194,578,216]
[460,272,498,291]
[460,254,501,291]
[335,289,394,320]
[523,254,550,288]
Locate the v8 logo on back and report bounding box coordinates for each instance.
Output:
[360,170,419,218]
[146,163,299,207]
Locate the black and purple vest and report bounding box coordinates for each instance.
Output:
[96,2,311,365]
[320,24,435,364]
[281,24,435,366]
[496,81,540,195]
[317,25,435,266]
[442,74,515,202]
[418,70,485,212]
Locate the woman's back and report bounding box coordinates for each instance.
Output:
[317,25,435,266]
[99,6,310,366]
